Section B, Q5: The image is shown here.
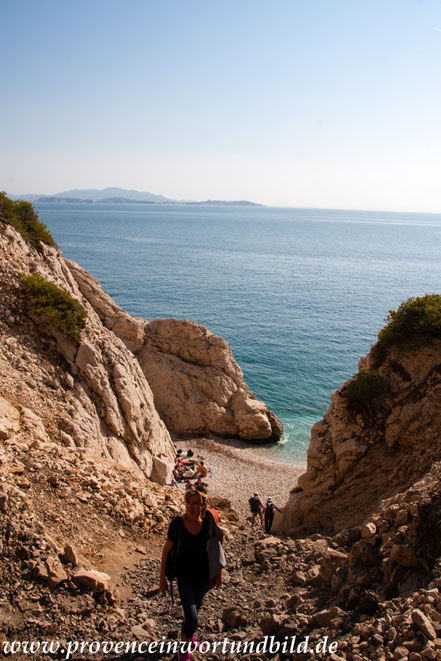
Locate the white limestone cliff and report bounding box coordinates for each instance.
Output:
[1,221,282,492]
[66,260,283,442]
[1,225,174,484]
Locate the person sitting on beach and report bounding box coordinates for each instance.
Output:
[185,480,194,491]
[195,477,208,494]
[264,497,282,533]
[185,449,196,463]
[173,462,184,482]
[248,492,264,528]
[191,461,208,479]
[180,449,197,468]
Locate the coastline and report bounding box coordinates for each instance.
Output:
[173,436,305,520]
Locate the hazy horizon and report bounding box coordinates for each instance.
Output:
[7,186,441,216]
[2,1,441,214]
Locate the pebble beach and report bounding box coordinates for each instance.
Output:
[174,437,305,519]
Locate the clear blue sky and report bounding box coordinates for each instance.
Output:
[2,0,441,211]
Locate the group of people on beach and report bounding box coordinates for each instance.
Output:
[248,491,282,533]
[172,448,210,493]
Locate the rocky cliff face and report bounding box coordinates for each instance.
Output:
[67,259,283,442]
[0,221,282,493]
[275,337,441,533]
[0,224,175,484]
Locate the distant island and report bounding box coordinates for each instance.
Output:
[185,200,261,207]
[11,187,263,207]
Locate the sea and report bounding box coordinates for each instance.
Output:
[34,202,441,463]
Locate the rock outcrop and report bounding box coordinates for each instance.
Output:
[67,259,283,442]
[275,336,441,533]
[1,217,282,496]
[1,223,175,484]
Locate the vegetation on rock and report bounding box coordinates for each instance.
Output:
[0,191,55,250]
[21,273,86,342]
[373,294,441,364]
[342,370,389,420]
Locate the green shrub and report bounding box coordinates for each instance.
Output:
[373,294,441,364]
[21,273,86,342]
[0,192,55,250]
[0,191,15,221]
[342,371,389,419]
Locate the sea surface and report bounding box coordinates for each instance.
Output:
[34,202,441,463]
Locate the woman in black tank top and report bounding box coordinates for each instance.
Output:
[159,490,223,660]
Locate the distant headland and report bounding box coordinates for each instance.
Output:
[11,187,263,207]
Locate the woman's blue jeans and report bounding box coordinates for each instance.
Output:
[177,575,210,638]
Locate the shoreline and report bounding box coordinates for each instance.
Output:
[173,436,305,520]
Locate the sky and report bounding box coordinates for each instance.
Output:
[1,0,441,211]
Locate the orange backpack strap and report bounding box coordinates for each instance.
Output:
[207,508,219,524]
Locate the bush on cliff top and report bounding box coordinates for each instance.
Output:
[21,274,86,342]
[0,191,55,250]
[372,294,441,363]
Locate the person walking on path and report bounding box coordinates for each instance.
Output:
[248,492,264,528]
[159,490,223,661]
[264,497,282,534]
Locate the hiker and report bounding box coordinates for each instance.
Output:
[159,490,223,660]
[191,460,208,479]
[264,497,282,533]
[248,492,264,527]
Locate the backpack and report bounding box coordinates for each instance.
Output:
[206,509,226,579]
[249,497,260,513]
[265,503,276,516]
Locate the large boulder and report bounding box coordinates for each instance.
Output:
[68,261,283,443]
[0,396,20,440]
[138,318,282,442]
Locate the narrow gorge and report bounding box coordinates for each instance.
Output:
[1,198,440,660]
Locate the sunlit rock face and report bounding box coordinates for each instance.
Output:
[0,226,175,484]
[69,260,283,443]
[274,337,441,533]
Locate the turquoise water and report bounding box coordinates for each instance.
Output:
[35,203,441,462]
